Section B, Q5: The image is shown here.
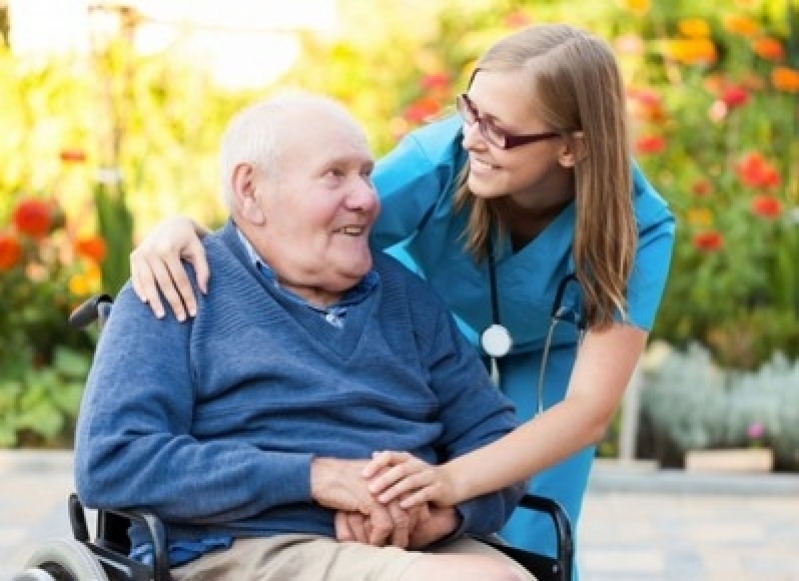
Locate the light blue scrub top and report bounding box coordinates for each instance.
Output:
[370,115,675,564]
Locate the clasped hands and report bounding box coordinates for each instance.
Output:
[311,452,454,549]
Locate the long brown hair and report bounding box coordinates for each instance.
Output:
[454,24,636,330]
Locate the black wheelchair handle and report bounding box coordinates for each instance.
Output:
[68,294,113,329]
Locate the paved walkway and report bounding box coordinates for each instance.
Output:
[2,451,799,580]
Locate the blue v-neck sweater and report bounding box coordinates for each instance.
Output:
[75,220,523,549]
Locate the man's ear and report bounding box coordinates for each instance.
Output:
[558,131,587,168]
[232,163,266,225]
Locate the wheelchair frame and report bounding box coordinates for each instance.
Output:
[14,294,573,581]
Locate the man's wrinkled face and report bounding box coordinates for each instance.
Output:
[250,107,379,302]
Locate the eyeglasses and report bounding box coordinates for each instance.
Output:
[455,93,562,150]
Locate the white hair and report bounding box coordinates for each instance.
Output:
[218,89,357,209]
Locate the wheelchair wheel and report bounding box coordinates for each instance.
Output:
[13,538,109,581]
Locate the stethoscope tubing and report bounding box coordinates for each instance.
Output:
[484,245,586,414]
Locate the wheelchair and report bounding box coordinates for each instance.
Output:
[13,294,573,581]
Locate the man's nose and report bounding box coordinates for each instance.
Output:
[350,179,378,211]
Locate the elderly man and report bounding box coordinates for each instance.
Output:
[75,91,532,581]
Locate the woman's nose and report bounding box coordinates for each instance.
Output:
[461,121,485,149]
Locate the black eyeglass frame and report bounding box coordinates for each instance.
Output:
[456,93,562,150]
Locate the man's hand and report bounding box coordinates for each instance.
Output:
[312,457,414,547]
[407,505,460,549]
[334,501,416,548]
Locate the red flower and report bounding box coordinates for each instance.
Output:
[750,195,782,219]
[503,10,531,28]
[75,235,107,263]
[12,199,53,239]
[0,231,22,270]
[691,179,713,197]
[627,87,665,122]
[720,85,749,108]
[751,37,784,61]
[693,231,724,252]
[404,96,442,124]
[635,135,667,155]
[59,149,87,164]
[735,152,781,189]
[420,73,451,91]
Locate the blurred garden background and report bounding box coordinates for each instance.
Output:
[1,0,798,470]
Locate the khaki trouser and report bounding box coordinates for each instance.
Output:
[170,534,536,581]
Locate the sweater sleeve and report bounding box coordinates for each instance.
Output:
[74,282,313,524]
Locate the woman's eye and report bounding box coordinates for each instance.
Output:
[485,122,507,143]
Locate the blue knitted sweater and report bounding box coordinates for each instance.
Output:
[75,220,523,550]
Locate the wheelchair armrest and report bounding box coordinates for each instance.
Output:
[69,493,171,581]
[107,507,169,581]
[68,294,113,330]
[484,493,573,581]
[517,493,573,562]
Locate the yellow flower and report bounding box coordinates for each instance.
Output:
[619,0,650,15]
[687,208,714,227]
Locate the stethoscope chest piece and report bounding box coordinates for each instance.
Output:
[481,323,513,358]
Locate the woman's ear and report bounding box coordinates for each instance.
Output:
[231,163,267,225]
[558,131,588,168]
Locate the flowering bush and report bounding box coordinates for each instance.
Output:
[628,6,799,369]
[0,196,105,446]
[285,0,798,370]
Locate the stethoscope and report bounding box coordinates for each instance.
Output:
[480,237,586,414]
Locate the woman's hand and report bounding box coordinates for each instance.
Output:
[130,216,210,321]
[363,451,459,509]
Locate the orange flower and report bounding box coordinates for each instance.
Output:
[0,231,22,270]
[59,149,87,164]
[772,66,799,92]
[635,135,667,155]
[751,37,784,61]
[12,199,53,239]
[679,18,711,38]
[75,235,107,263]
[693,231,724,252]
[750,195,783,219]
[723,14,760,37]
[663,38,717,66]
[735,152,781,189]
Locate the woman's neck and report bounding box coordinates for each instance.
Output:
[498,198,571,251]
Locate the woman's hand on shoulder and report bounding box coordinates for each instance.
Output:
[129,216,210,321]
